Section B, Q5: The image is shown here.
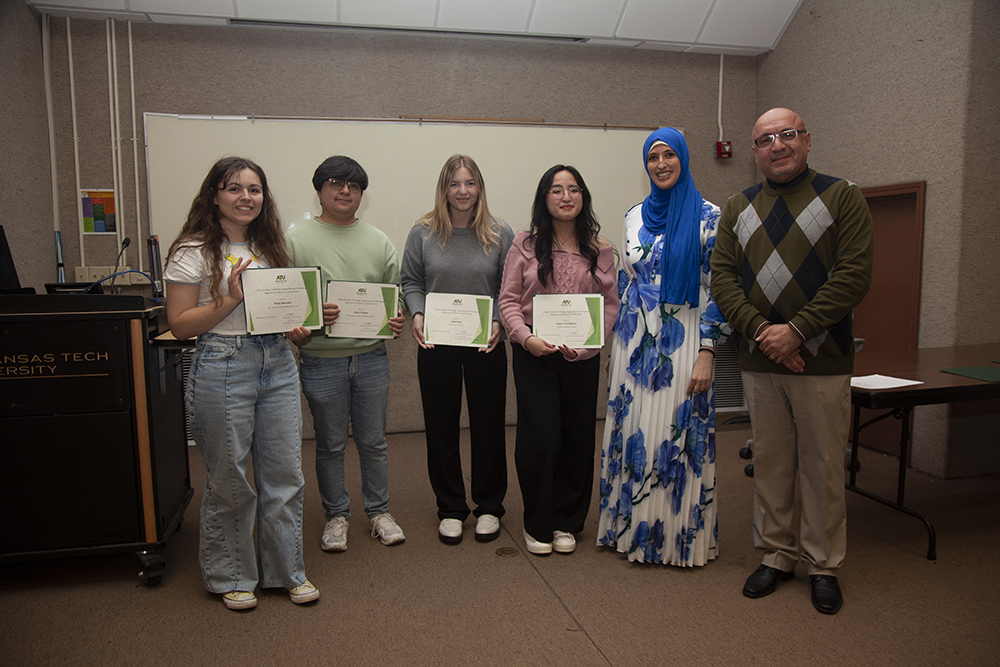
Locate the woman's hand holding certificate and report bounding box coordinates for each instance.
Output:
[241,267,323,335]
[531,293,605,349]
[422,292,494,348]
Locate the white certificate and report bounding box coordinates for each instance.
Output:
[423,292,493,348]
[241,266,323,335]
[531,293,605,349]
[325,280,399,339]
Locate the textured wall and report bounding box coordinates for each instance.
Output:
[0,2,50,291]
[3,1,996,471]
[28,20,758,287]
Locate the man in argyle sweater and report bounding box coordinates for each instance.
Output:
[711,108,874,615]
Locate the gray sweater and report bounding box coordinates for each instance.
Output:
[400,219,515,324]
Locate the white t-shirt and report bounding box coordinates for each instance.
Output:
[164,240,266,335]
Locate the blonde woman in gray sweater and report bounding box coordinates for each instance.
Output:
[401,155,514,545]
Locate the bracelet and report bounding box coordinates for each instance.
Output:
[699,347,716,356]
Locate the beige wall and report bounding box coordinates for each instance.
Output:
[3,0,997,475]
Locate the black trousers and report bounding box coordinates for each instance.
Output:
[417,343,508,521]
[511,342,600,542]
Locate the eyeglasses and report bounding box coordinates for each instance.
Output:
[753,128,806,149]
[548,186,582,197]
[328,178,362,194]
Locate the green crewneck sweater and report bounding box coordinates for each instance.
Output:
[286,217,400,358]
[711,168,874,375]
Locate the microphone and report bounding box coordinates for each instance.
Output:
[110,237,131,291]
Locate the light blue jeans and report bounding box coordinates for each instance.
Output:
[299,346,391,520]
[186,332,307,593]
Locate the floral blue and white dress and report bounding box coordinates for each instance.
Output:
[596,199,727,566]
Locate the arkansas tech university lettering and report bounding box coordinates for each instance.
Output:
[1,351,111,377]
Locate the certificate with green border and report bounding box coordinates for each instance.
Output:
[423,292,493,348]
[531,293,604,349]
[242,266,322,335]
[325,280,398,339]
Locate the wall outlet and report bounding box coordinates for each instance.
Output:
[75,266,89,282]
[116,266,131,285]
[87,266,112,283]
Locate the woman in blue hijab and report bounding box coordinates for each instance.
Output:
[595,128,729,567]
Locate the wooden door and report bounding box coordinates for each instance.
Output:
[852,182,925,455]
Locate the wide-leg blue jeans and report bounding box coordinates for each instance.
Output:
[186,333,307,593]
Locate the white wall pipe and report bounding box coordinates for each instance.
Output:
[128,21,144,272]
[717,54,724,142]
[42,16,62,244]
[67,17,85,267]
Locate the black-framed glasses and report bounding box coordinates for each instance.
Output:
[328,178,362,194]
[548,186,583,197]
[753,128,806,148]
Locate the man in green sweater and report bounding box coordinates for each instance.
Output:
[711,108,874,615]
[287,156,406,553]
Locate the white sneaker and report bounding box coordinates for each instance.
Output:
[553,530,576,554]
[475,514,501,542]
[370,513,405,545]
[321,516,349,552]
[222,590,257,610]
[523,529,552,555]
[438,518,463,545]
[287,580,320,604]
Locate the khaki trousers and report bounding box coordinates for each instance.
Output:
[743,371,851,576]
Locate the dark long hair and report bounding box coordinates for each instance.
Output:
[165,156,290,302]
[528,164,601,287]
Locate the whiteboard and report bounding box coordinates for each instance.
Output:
[144,114,653,267]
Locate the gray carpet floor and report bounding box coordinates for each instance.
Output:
[2,419,999,666]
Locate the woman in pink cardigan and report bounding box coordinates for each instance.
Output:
[499,164,619,556]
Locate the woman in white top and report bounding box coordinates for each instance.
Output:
[164,156,320,610]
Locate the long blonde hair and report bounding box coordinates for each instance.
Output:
[415,154,500,253]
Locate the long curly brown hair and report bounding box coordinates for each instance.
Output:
[165,157,290,303]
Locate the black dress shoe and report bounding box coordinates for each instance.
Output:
[810,575,843,614]
[742,564,795,598]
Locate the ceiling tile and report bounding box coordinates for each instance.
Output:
[131,0,233,18]
[27,0,127,8]
[698,0,802,49]
[437,0,533,33]
[236,0,336,23]
[529,0,627,38]
[617,0,713,42]
[341,0,437,29]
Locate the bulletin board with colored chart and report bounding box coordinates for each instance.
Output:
[81,190,116,234]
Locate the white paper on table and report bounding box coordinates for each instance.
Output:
[851,374,924,390]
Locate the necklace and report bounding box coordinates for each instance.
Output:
[554,234,572,248]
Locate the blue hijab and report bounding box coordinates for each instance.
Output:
[640,127,702,307]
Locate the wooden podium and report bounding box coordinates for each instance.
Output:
[0,294,192,585]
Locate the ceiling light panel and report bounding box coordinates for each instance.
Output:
[616,0,713,42]
[131,0,233,18]
[340,0,437,28]
[437,0,534,33]
[529,0,627,38]
[698,0,802,49]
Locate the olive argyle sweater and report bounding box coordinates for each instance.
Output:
[710,168,874,375]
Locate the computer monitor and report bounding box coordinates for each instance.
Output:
[0,225,35,294]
